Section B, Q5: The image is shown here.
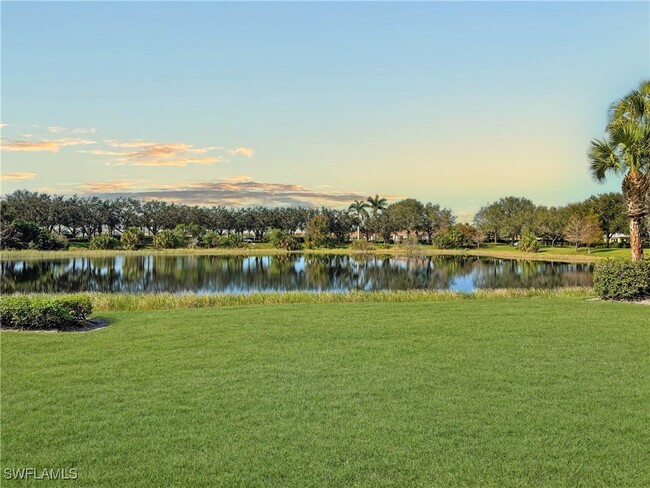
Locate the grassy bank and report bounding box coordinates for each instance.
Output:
[1,242,643,262]
[2,298,648,486]
[9,288,595,312]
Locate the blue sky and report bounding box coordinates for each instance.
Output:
[1,1,648,220]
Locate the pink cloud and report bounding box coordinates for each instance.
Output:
[0,172,37,181]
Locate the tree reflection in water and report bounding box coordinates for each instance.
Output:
[0,255,593,294]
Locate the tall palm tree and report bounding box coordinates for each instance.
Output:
[589,79,650,261]
[348,200,370,240]
[366,194,388,216]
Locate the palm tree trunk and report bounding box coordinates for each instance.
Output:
[622,171,648,262]
[629,217,643,261]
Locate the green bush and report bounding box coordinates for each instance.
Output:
[220,234,244,248]
[153,229,183,249]
[0,221,68,250]
[198,232,245,249]
[0,295,93,330]
[349,239,375,251]
[519,233,540,253]
[89,234,121,250]
[433,227,464,249]
[200,231,222,248]
[174,224,204,248]
[269,229,301,250]
[593,259,650,300]
[305,215,330,249]
[36,230,69,250]
[121,227,145,250]
[1,220,41,249]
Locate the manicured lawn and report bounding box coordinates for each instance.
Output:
[487,243,639,259]
[2,299,649,486]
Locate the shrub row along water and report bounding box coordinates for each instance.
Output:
[0,295,93,330]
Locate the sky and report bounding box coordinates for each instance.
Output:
[1,1,649,222]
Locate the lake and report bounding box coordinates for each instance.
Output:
[0,254,593,294]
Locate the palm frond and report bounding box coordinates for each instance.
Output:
[588,138,621,181]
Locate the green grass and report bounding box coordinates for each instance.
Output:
[2,298,648,486]
[2,242,645,262]
[8,288,595,313]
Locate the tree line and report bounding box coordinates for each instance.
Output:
[1,189,645,251]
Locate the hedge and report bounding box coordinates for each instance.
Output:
[0,295,93,330]
[89,235,121,250]
[593,259,650,300]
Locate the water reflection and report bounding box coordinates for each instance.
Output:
[0,254,593,294]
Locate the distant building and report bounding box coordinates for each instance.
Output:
[609,232,630,244]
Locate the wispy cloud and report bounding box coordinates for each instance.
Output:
[77,149,128,156]
[230,147,254,158]
[131,156,222,167]
[47,126,97,134]
[0,172,36,181]
[81,140,223,167]
[86,176,367,208]
[78,180,135,192]
[0,137,96,152]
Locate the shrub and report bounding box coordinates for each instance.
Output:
[0,295,93,330]
[220,234,244,248]
[269,229,301,250]
[433,226,464,249]
[89,234,121,250]
[349,239,375,251]
[121,227,145,250]
[153,229,183,249]
[0,221,68,250]
[36,230,69,250]
[519,233,540,253]
[174,224,204,248]
[305,215,330,249]
[593,259,650,300]
[200,231,222,248]
[15,220,42,245]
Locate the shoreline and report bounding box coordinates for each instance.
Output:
[0,288,597,313]
[0,245,627,263]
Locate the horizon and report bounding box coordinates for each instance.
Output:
[1,1,649,222]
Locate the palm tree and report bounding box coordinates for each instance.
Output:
[348,200,370,240]
[366,194,388,216]
[589,80,650,261]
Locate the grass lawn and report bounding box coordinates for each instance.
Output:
[2,298,648,486]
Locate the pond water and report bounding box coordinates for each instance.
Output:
[1,254,593,294]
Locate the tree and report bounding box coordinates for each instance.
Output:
[386,199,425,237]
[589,79,650,260]
[423,203,454,242]
[564,211,603,252]
[474,201,505,243]
[581,211,604,253]
[533,206,568,247]
[348,200,370,240]
[268,228,299,250]
[498,196,536,244]
[585,193,628,247]
[323,209,355,244]
[141,200,168,235]
[456,223,485,248]
[121,227,145,250]
[366,194,388,216]
[305,215,330,248]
